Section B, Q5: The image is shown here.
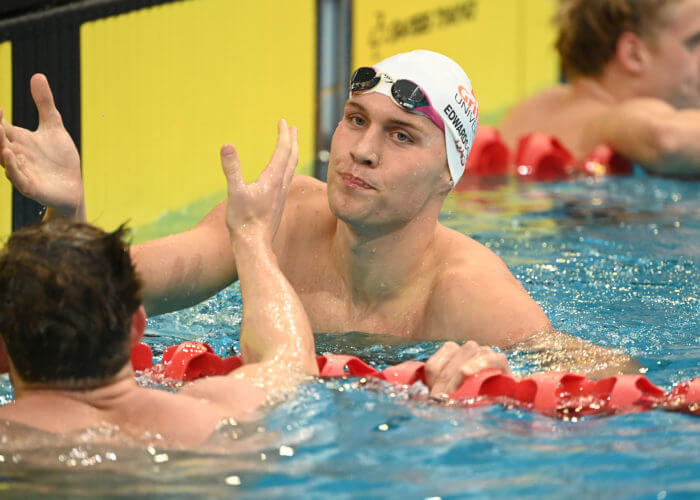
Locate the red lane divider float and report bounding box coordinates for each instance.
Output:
[455,126,633,190]
[131,342,699,418]
[465,126,511,177]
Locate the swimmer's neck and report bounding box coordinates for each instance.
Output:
[11,363,139,409]
[332,215,440,305]
[571,67,648,104]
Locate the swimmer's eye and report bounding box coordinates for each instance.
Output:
[393,131,413,144]
[683,32,700,50]
[348,115,366,127]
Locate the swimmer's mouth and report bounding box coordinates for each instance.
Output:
[340,173,376,190]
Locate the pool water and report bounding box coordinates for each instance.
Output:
[0,175,698,499]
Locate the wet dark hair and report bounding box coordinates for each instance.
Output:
[0,219,141,386]
[556,0,682,78]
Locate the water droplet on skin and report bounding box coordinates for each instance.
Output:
[225,475,241,486]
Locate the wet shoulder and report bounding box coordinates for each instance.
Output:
[428,225,523,311]
[274,175,336,272]
[424,225,549,344]
[500,85,615,154]
[290,174,327,197]
[277,175,334,242]
[285,175,330,219]
[500,86,571,135]
[432,224,512,278]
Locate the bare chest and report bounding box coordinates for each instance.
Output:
[280,252,432,338]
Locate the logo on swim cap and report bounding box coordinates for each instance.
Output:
[456,86,479,122]
[454,139,466,167]
[373,50,478,185]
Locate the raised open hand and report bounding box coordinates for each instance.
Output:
[425,341,512,399]
[0,74,84,220]
[219,119,298,245]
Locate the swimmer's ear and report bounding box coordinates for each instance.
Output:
[616,32,649,75]
[436,167,454,196]
[129,305,147,347]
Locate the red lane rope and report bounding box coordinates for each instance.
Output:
[454,126,633,190]
[131,342,699,418]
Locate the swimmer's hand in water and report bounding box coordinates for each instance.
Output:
[219,119,298,246]
[425,341,511,399]
[0,74,85,221]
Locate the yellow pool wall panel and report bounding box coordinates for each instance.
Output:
[520,1,559,97]
[81,0,316,232]
[0,41,11,242]
[352,0,559,124]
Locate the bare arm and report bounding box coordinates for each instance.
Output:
[426,258,640,378]
[0,75,85,220]
[597,98,700,179]
[0,74,238,316]
[224,125,318,383]
[182,122,318,413]
[508,329,642,379]
[422,332,640,399]
[130,202,239,316]
[425,259,551,347]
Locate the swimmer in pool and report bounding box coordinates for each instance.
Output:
[0,127,509,443]
[500,0,700,180]
[0,50,637,377]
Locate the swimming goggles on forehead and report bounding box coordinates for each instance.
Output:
[350,66,445,132]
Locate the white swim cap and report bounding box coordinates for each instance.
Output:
[371,50,479,185]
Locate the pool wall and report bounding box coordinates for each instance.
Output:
[0,0,559,242]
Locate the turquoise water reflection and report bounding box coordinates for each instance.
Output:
[1,175,698,498]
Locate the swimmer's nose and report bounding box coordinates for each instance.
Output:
[350,129,380,168]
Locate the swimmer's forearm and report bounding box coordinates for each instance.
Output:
[233,235,318,377]
[132,237,238,316]
[511,330,643,379]
[130,202,239,316]
[602,102,700,178]
[640,109,700,178]
[528,355,642,380]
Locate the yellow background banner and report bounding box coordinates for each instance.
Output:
[80,0,316,237]
[0,41,11,242]
[352,0,558,124]
[3,0,557,240]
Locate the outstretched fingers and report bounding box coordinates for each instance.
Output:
[0,110,17,144]
[220,143,244,192]
[30,74,63,129]
[2,147,31,196]
[261,119,292,182]
[283,126,299,187]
